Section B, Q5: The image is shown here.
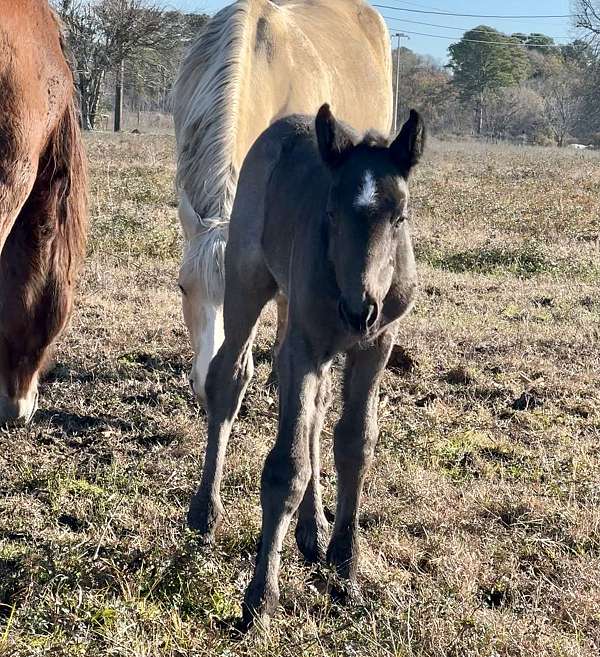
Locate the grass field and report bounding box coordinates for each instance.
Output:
[1,133,599,656]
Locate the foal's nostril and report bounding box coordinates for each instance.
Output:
[339,298,379,333]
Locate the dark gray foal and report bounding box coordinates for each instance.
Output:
[188,104,425,629]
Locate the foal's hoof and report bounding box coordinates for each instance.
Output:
[240,584,279,632]
[329,578,363,606]
[295,517,329,564]
[326,533,357,581]
[187,495,223,544]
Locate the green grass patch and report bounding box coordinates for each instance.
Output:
[417,239,600,281]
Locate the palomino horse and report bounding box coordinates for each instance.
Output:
[200,105,425,628]
[173,0,392,406]
[0,0,87,424]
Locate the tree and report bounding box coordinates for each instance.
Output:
[58,1,110,129]
[93,0,181,131]
[448,26,530,133]
[574,1,600,48]
[560,39,596,65]
[392,48,454,133]
[536,67,584,146]
[55,1,206,130]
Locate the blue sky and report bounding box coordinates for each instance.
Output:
[165,1,577,62]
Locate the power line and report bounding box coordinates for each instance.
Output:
[388,27,569,47]
[380,0,448,11]
[381,15,571,41]
[373,4,574,19]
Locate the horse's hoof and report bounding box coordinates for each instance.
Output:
[240,583,279,632]
[187,495,223,543]
[295,517,329,564]
[326,532,358,580]
[329,578,363,605]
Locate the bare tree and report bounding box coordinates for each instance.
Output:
[484,85,544,139]
[538,69,584,146]
[59,1,110,130]
[94,0,179,131]
[574,0,600,47]
[56,0,183,131]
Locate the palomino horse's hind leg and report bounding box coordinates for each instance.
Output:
[295,369,332,563]
[326,330,395,587]
[188,263,276,543]
[266,292,288,390]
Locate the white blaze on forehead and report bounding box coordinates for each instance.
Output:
[354,170,378,208]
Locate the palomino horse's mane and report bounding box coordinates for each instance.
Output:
[173,1,251,304]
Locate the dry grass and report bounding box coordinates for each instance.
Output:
[1,133,599,656]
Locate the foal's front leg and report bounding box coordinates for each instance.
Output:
[242,333,322,629]
[327,330,395,585]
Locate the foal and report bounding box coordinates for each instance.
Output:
[191,104,425,628]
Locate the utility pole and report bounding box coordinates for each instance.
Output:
[392,32,409,134]
[114,58,125,132]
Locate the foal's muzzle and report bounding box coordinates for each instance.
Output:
[338,297,379,335]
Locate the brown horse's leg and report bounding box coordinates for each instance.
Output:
[295,369,331,563]
[266,292,288,389]
[326,329,395,586]
[188,264,276,542]
[242,332,320,630]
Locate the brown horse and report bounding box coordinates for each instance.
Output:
[0,0,87,424]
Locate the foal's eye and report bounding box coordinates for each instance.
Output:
[392,212,408,227]
[178,284,186,296]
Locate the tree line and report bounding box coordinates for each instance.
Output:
[55,0,600,146]
[394,1,600,146]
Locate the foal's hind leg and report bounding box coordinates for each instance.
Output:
[295,369,332,563]
[188,261,276,542]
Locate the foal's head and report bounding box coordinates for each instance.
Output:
[316,104,425,336]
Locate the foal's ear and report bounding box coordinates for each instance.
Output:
[315,103,354,169]
[390,109,426,177]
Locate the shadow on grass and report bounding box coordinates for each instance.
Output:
[35,409,134,436]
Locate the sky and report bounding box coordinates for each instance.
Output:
[164,0,578,63]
